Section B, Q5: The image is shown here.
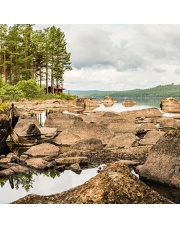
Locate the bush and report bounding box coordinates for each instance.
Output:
[0,84,24,101]
[16,79,43,99]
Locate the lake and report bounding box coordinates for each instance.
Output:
[0,97,179,204]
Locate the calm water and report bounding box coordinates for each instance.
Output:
[0,97,179,204]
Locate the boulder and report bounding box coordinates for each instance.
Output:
[24,143,60,157]
[70,138,104,151]
[158,117,177,129]
[25,158,54,170]
[69,163,82,173]
[14,117,41,136]
[122,100,136,107]
[138,129,180,188]
[139,131,165,145]
[11,161,171,204]
[54,121,114,146]
[39,127,58,137]
[161,97,180,113]
[106,133,137,148]
[45,112,83,131]
[0,164,29,176]
[101,96,116,107]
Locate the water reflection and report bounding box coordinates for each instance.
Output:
[0,167,99,204]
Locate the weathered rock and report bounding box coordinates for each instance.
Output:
[70,138,104,151]
[106,133,137,148]
[69,163,82,173]
[24,143,60,157]
[39,127,58,137]
[0,157,12,164]
[101,96,116,107]
[45,112,83,131]
[139,131,165,146]
[14,119,41,137]
[107,121,137,134]
[118,160,140,166]
[11,161,172,204]
[158,117,177,129]
[138,129,180,188]
[54,121,114,146]
[122,100,136,107]
[25,158,54,170]
[0,114,11,143]
[55,157,88,165]
[161,97,180,113]
[136,123,158,134]
[0,164,29,176]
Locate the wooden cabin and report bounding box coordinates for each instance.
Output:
[45,86,65,94]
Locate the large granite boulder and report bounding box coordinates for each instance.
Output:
[138,129,180,188]
[45,112,83,131]
[11,161,171,204]
[14,116,41,136]
[54,121,114,146]
[161,97,180,113]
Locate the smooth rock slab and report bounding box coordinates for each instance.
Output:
[55,157,88,165]
[25,158,54,170]
[0,165,29,176]
[24,143,60,157]
[139,131,165,146]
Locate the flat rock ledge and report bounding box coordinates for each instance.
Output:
[11,161,171,204]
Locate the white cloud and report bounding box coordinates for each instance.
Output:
[35,24,180,90]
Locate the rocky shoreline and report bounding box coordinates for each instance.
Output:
[0,98,180,204]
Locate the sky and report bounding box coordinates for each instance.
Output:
[34,24,180,91]
[2,1,180,91]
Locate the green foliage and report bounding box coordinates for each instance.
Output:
[0,84,24,101]
[16,79,43,99]
[0,76,3,88]
[39,92,77,100]
[0,103,10,112]
[72,84,180,99]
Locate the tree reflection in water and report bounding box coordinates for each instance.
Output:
[0,169,61,192]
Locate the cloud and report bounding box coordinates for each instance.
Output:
[35,24,180,90]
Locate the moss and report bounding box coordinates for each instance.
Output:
[0,103,10,113]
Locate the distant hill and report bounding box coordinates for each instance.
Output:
[65,84,180,99]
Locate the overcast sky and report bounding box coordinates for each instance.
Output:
[35,24,180,91]
[2,1,180,91]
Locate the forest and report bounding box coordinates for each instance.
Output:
[0,24,72,99]
[68,84,180,99]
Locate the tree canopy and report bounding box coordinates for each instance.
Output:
[0,24,72,93]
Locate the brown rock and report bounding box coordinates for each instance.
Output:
[25,158,54,170]
[161,97,180,113]
[139,131,165,145]
[70,138,104,151]
[11,161,171,204]
[138,129,180,188]
[122,100,136,107]
[24,143,60,157]
[55,157,88,165]
[106,133,137,148]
